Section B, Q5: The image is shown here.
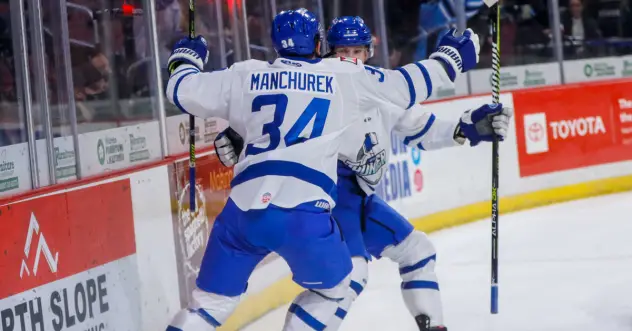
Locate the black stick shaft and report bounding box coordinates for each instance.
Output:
[188,0,196,212]
[489,1,501,315]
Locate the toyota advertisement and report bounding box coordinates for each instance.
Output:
[514,80,632,177]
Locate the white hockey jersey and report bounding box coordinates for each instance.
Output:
[166,56,452,211]
[338,69,463,195]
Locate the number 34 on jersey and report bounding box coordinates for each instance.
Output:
[246,70,336,156]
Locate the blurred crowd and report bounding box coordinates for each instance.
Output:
[0,0,630,147]
[387,0,632,67]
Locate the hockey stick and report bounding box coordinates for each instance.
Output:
[484,0,501,314]
[188,0,196,212]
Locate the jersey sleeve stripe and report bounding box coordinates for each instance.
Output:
[172,68,200,114]
[231,160,338,201]
[395,67,417,109]
[414,62,433,100]
[403,114,436,145]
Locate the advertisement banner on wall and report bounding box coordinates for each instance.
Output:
[427,74,469,101]
[167,153,234,307]
[469,62,562,94]
[0,143,30,197]
[37,136,78,186]
[79,121,162,177]
[373,131,426,208]
[514,80,632,177]
[619,98,632,146]
[165,114,228,156]
[563,55,632,83]
[0,136,79,198]
[0,179,140,330]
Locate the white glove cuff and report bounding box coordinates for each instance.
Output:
[430,46,463,81]
[168,48,206,71]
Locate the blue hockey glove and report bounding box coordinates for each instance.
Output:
[167,36,209,73]
[455,103,513,147]
[214,127,244,167]
[430,28,480,81]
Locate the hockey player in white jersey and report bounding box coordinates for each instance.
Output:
[213,16,512,331]
[164,8,482,331]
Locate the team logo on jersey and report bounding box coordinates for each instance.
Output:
[340,57,358,65]
[261,192,272,203]
[344,132,387,185]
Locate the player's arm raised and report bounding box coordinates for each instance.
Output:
[361,28,480,109]
[429,28,480,83]
[165,36,233,119]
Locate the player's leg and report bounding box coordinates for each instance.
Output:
[363,194,446,330]
[166,199,268,331]
[323,175,371,330]
[323,256,367,330]
[259,205,352,331]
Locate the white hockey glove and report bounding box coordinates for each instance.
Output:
[167,36,209,74]
[454,103,513,146]
[430,28,480,81]
[214,127,244,167]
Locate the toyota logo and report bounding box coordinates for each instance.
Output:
[528,122,545,142]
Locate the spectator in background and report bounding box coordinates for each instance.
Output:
[0,59,15,102]
[157,0,184,63]
[386,0,421,66]
[474,8,519,67]
[68,45,112,104]
[562,0,601,41]
[0,56,20,147]
[562,0,601,57]
[134,0,183,69]
[587,0,629,38]
[0,100,23,147]
[386,0,484,66]
[247,8,272,61]
[415,0,484,60]
[87,45,111,77]
[73,60,109,122]
[510,0,552,64]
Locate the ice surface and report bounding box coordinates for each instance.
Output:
[243,192,632,331]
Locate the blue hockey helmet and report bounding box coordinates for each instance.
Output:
[271,8,323,57]
[327,16,374,58]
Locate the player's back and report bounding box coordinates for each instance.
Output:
[167,54,432,210]
[225,57,367,211]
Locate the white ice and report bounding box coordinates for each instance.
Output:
[242,191,632,331]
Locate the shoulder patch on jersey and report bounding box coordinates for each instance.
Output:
[340,57,359,65]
